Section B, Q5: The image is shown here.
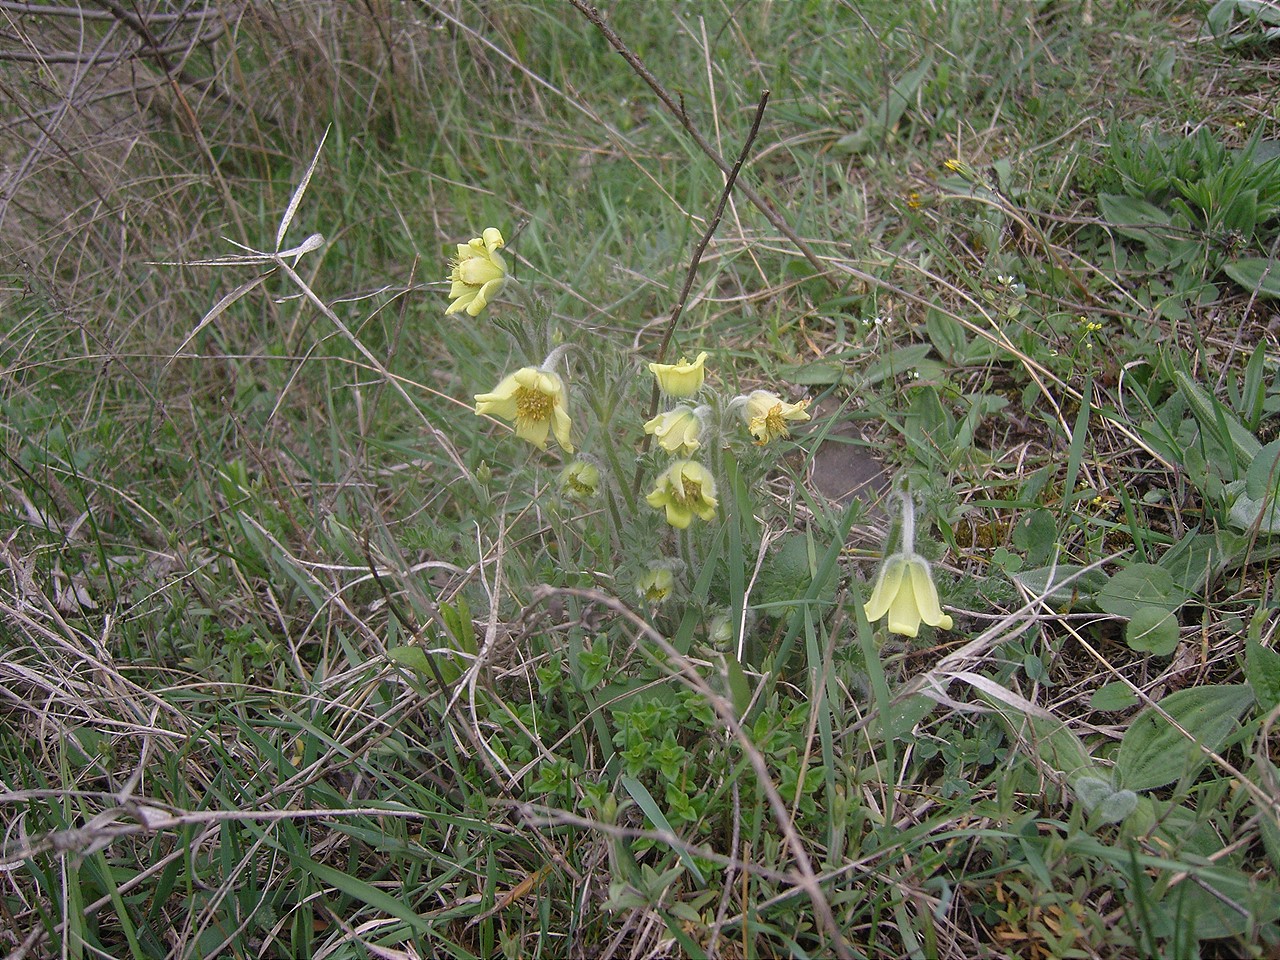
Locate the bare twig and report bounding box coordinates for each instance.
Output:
[631,90,770,492]
[567,0,837,290]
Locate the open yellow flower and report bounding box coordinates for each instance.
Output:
[446,227,507,317]
[644,406,703,455]
[645,460,718,529]
[649,351,708,398]
[863,553,952,638]
[742,390,810,445]
[636,566,675,603]
[475,366,573,452]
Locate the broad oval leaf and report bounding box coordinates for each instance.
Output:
[1125,606,1181,655]
[1224,258,1280,299]
[1116,684,1254,791]
[1097,563,1186,618]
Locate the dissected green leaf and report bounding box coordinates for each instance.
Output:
[1116,684,1254,791]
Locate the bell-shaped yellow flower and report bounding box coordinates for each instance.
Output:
[644,405,703,455]
[475,366,573,452]
[645,460,718,529]
[636,566,675,603]
[446,227,507,317]
[649,351,708,398]
[863,553,953,638]
[742,390,810,445]
[558,460,600,500]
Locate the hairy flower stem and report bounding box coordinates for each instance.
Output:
[590,391,637,516]
[900,490,916,555]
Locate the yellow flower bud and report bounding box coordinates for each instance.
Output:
[648,351,708,398]
[643,406,703,455]
[559,460,600,500]
[446,227,507,317]
[636,566,675,603]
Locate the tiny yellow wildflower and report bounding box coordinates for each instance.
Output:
[863,553,953,638]
[474,366,573,452]
[649,351,708,398]
[742,390,810,445]
[636,566,675,603]
[644,406,703,455]
[446,227,507,317]
[645,460,718,529]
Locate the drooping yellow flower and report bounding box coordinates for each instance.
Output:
[649,351,708,398]
[475,366,573,452]
[559,460,600,500]
[446,227,507,317]
[645,460,718,529]
[644,405,703,456]
[863,553,953,638]
[742,390,810,445]
[636,566,675,603]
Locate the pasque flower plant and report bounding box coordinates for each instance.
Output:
[447,226,830,636]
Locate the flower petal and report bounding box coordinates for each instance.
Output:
[863,556,905,622]
[907,559,951,628]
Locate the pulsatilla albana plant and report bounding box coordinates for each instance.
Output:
[448,226,814,621]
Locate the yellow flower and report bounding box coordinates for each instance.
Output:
[863,553,953,638]
[644,406,703,455]
[645,460,718,529]
[446,227,507,317]
[475,366,573,452]
[742,390,810,445]
[649,351,708,398]
[636,566,675,603]
[559,460,600,500]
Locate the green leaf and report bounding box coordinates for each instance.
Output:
[387,645,433,673]
[1011,509,1057,567]
[294,854,434,935]
[724,653,752,718]
[1098,193,1175,248]
[1172,367,1262,468]
[859,344,933,387]
[1125,606,1181,655]
[1246,634,1280,715]
[1096,563,1186,618]
[619,776,706,887]
[1245,439,1280,500]
[1223,258,1280,298]
[1157,530,1224,599]
[1116,684,1254,791]
[1090,682,1138,712]
[1011,564,1109,607]
[775,361,845,386]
